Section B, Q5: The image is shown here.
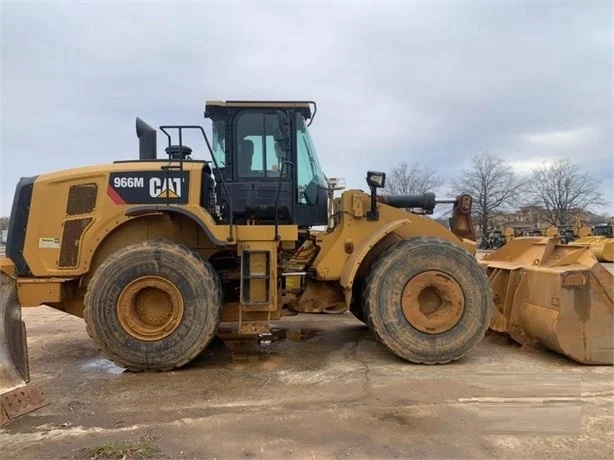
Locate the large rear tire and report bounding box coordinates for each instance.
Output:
[363,237,492,364]
[84,239,222,371]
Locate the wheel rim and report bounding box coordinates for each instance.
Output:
[401,270,464,334]
[117,276,184,341]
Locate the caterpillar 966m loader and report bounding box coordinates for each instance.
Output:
[0,100,490,423]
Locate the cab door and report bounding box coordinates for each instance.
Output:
[230,110,294,224]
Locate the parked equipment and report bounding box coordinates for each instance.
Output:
[572,220,614,262]
[592,220,613,238]
[1,100,491,424]
[482,230,506,249]
[503,227,516,244]
[572,218,593,239]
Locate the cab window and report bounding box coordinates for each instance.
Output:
[211,119,227,167]
[235,112,287,178]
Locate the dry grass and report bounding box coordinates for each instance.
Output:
[79,435,162,460]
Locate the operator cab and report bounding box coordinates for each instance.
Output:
[205,100,329,227]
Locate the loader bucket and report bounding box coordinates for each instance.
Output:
[573,236,614,263]
[0,271,46,426]
[480,237,613,365]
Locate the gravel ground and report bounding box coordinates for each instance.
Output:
[0,306,612,459]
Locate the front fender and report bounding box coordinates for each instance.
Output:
[339,219,411,303]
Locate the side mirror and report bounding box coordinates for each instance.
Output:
[366,171,386,189]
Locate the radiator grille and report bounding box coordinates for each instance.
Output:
[66,183,97,216]
[58,218,92,267]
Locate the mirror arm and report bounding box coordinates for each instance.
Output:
[367,185,379,221]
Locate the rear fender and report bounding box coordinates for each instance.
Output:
[125,206,227,246]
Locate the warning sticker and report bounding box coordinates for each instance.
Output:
[39,237,60,249]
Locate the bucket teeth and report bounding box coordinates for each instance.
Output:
[481,237,614,365]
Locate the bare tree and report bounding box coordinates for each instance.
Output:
[451,151,525,237]
[383,162,443,195]
[527,158,604,226]
[586,212,611,226]
[0,217,8,231]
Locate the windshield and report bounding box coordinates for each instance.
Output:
[594,225,613,237]
[211,119,226,167]
[295,113,327,204]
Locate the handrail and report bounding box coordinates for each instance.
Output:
[159,125,234,243]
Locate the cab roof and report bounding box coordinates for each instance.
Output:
[204,100,314,120]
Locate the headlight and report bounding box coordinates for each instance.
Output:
[366,171,386,188]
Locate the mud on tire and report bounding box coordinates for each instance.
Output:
[83,239,222,371]
[363,237,492,364]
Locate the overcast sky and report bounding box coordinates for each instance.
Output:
[1,1,612,218]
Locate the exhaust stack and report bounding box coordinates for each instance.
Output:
[136,117,157,160]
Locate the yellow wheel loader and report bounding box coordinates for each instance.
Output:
[1,100,490,424]
[572,220,614,263]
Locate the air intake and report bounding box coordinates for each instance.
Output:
[165,145,192,160]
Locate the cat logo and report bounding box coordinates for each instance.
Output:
[149,177,183,199]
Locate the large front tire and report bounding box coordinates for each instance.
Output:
[84,239,222,371]
[363,237,492,364]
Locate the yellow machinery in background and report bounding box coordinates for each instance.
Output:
[572,218,593,239]
[572,219,613,262]
[503,227,516,244]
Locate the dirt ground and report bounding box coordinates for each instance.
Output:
[1,303,612,459]
[1,243,613,459]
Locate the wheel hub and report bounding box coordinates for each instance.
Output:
[401,270,464,334]
[117,276,184,341]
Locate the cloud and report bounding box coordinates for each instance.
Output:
[520,127,597,149]
[1,1,612,217]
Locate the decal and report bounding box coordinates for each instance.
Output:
[113,177,144,188]
[39,237,60,249]
[108,171,190,205]
[149,177,182,199]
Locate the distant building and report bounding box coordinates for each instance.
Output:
[475,206,597,238]
[489,206,591,232]
[1,229,7,245]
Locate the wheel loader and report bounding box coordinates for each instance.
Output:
[1,100,612,426]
